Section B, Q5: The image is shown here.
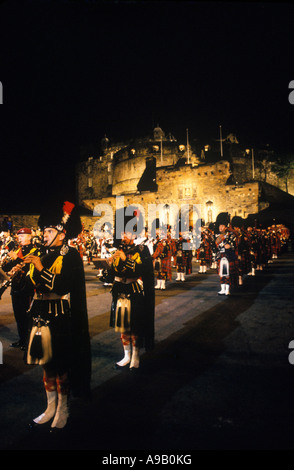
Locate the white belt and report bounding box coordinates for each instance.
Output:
[34,293,69,301]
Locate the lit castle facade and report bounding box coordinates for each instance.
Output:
[76,127,294,231]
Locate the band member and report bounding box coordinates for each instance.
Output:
[153,238,170,290]
[22,200,91,432]
[246,226,257,276]
[214,213,237,295]
[96,231,115,281]
[0,230,16,257]
[197,226,212,273]
[175,232,188,281]
[269,226,280,259]
[231,216,248,286]
[185,235,193,275]
[100,206,154,370]
[152,221,173,290]
[2,228,37,349]
[84,231,96,265]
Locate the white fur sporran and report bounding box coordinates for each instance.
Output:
[219,257,229,277]
[115,295,131,333]
[27,323,53,365]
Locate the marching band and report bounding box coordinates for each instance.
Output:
[1,214,290,298]
[0,208,291,433]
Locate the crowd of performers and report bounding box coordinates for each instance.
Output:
[81,217,290,296]
[198,213,290,295]
[0,208,291,431]
[0,213,291,300]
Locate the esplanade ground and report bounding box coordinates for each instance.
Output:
[0,248,294,451]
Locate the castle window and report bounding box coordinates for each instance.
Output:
[88,177,93,188]
[178,183,197,200]
[184,187,191,197]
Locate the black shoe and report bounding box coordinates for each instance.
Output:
[10,341,21,348]
[49,423,69,435]
[28,421,37,430]
[29,420,51,431]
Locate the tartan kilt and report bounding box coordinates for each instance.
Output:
[161,256,172,280]
[196,243,211,263]
[154,255,172,280]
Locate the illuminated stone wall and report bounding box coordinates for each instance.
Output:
[82,160,260,231]
[75,129,294,231]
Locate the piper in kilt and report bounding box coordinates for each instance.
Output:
[22,201,91,432]
[197,227,212,273]
[101,207,155,371]
[153,236,172,290]
[214,213,237,296]
[175,233,189,281]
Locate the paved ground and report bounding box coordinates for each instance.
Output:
[1,248,294,452]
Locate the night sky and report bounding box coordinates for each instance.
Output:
[0,0,294,213]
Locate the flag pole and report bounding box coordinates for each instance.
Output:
[219,125,223,158]
[186,128,190,164]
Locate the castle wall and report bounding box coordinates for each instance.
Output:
[76,157,110,205]
[231,156,294,195]
[155,161,259,223]
[82,160,260,231]
[111,142,182,195]
[112,155,145,195]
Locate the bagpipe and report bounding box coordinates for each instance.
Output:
[94,239,149,284]
[96,238,149,266]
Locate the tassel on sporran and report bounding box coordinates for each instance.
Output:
[30,328,43,359]
[27,319,53,365]
[115,295,131,333]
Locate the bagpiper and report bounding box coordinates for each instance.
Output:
[175,232,189,281]
[214,212,237,295]
[152,222,173,290]
[197,226,213,274]
[100,206,155,371]
[22,200,91,432]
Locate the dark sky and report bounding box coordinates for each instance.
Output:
[0,0,294,212]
